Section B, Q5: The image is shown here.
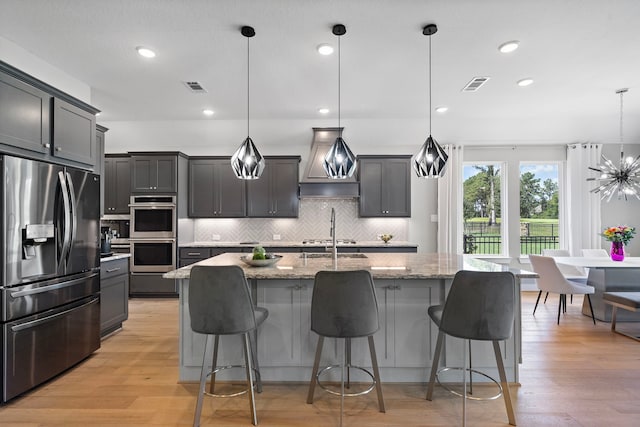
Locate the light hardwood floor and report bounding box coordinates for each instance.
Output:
[1,292,639,426]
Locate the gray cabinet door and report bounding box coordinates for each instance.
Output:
[52,98,97,166]
[188,158,246,217]
[0,72,51,155]
[104,155,131,214]
[359,156,411,217]
[247,157,299,217]
[131,155,177,193]
[100,258,129,337]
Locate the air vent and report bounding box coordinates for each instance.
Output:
[462,77,490,92]
[182,81,208,93]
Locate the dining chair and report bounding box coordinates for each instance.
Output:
[581,249,609,257]
[529,255,596,325]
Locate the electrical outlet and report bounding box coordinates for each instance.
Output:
[212,234,220,241]
[273,234,281,241]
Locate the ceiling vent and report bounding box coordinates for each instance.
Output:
[182,81,208,93]
[462,77,490,92]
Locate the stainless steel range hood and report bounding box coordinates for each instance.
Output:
[299,127,359,198]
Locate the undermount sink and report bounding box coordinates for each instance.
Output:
[300,253,368,259]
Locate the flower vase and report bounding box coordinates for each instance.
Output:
[610,241,625,262]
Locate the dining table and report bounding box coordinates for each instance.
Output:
[553,256,640,321]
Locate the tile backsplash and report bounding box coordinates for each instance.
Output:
[192,199,408,242]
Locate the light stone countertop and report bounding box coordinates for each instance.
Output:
[100,253,131,263]
[164,252,536,280]
[180,240,418,248]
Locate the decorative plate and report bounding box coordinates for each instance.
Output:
[240,254,283,267]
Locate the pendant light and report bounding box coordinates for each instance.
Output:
[323,24,357,179]
[588,88,640,201]
[231,25,265,180]
[412,24,448,178]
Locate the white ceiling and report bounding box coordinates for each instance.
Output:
[2,0,640,143]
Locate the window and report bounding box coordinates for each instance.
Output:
[519,163,560,255]
[462,163,504,254]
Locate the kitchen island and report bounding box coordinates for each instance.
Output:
[164,253,535,384]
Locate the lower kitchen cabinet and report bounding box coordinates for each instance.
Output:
[129,273,177,297]
[256,280,315,367]
[100,257,129,338]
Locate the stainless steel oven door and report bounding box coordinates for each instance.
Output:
[129,196,176,238]
[130,239,176,273]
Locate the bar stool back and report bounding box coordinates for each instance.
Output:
[306,270,385,424]
[188,265,268,426]
[426,270,517,426]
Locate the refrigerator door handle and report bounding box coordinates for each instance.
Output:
[57,171,72,270]
[10,297,99,332]
[65,171,78,254]
[9,273,98,298]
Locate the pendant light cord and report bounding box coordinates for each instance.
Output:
[338,33,341,136]
[247,35,250,138]
[429,34,432,136]
[619,89,624,153]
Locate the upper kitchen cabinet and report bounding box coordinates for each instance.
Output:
[247,156,300,218]
[104,154,131,214]
[0,70,51,155]
[1,62,100,169]
[130,154,177,193]
[188,157,246,217]
[358,156,411,217]
[52,98,96,166]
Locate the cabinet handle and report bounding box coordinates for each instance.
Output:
[56,147,62,152]
[44,143,50,148]
[187,252,201,256]
[106,267,121,273]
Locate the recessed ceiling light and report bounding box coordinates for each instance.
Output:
[435,106,448,113]
[517,78,534,87]
[202,109,214,116]
[317,44,334,55]
[318,108,330,114]
[136,46,156,58]
[498,40,520,53]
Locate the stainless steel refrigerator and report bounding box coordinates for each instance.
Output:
[1,155,101,403]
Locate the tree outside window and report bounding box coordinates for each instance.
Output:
[519,164,560,255]
[463,163,503,254]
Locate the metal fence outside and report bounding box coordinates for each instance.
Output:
[463,234,559,255]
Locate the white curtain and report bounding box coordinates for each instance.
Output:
[566,143,602,255]
[437,145,463,254]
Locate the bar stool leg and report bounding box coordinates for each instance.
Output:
[340,338,346,427]
[462,339,467,427]
[345,338,351,389]
[242,333,258,426]
[426,330,445,400]
[492,341,516,426]
[194,334,212,427]
[249,330,263,393]
[307,336,325,404]
[368,336,386,412]
[209,335,219,394]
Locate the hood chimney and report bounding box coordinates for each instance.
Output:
[299,127,359,198]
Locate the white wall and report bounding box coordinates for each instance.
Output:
[0,36,91,103]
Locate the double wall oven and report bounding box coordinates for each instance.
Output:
[129,196,177,295]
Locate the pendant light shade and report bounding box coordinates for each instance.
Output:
[413,135,448,177]
[231,136,265,179]
[412,23,448,178]
[232,25,265,180]
[323,24,357,179]
[323,136,357,178]
[587,88,640,201]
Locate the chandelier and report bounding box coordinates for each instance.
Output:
[587,88,640,201]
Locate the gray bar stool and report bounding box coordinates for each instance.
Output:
[426,270,517,426]
[307,270,385,425]
[188,265,268,426]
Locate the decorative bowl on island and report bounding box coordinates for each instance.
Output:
[380,234,393,244]
[240,254,283,267]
